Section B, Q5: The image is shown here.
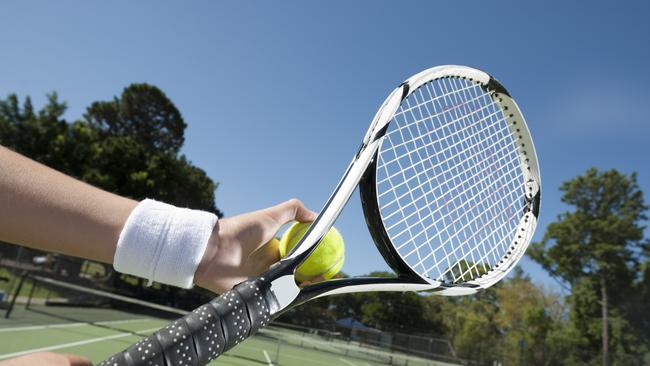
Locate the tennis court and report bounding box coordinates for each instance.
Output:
[0,303,459,366]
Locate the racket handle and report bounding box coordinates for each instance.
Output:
[98,277,277,366]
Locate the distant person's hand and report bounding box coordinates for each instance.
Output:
[194,199,316,293]
[0,352,93,366]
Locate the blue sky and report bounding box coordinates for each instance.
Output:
[1,1,649,290]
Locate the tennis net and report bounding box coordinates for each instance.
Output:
[1,274,466,366]
[4,273,186,330]
[257,326,459,366]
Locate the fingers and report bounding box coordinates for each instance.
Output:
[194,199,317,294]
[0,352,93,366]
[248,237,281,272]
[62,354,94,366]
[298,275,326,288]
[265,237,281,260]
[266,199,317,226]
[293,200,317,222]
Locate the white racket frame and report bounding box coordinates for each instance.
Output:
[272,65,540,305]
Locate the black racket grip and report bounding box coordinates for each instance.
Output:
[98,278,277,366]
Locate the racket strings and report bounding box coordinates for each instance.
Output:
[377,104,505,188]
[414,78,523,281]
[379,113,521,222]
[376,77,526,283]
[419,78,524,281]
[378,88,500,160]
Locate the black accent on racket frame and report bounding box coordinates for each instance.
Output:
[98,65,540,366]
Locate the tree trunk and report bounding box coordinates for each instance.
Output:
[601,274,609,366]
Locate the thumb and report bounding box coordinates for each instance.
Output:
[63,354,94,366]
[266,199,317,226]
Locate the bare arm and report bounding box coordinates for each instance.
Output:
[0,145,137,263]
[0,145,316,366]
[0,145,316,293]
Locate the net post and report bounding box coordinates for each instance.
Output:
[4,271,28,319]
[274,336,281,365]
[25,275,38,310]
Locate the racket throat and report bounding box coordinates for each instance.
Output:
[269,274,300,311]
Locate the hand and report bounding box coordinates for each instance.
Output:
[194,199,316,293]
[0,352,93,366]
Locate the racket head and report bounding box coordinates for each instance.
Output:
[360,65,540,295]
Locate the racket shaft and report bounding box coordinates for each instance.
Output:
[98,278,276,366]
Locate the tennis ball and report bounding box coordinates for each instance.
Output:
[279,222,344,281]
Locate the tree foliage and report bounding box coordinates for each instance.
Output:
[529,168,648,365]
[85,83,186,154]
[0,86,221,215]
[0,87,222,303]
[530,168,646,287]
[277,169,650,365]
[3,89,649,365]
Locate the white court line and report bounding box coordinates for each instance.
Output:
[0,318,154,333]
[261,329,341,353]
[236,344,332,366]
[299,337,340,353]
[0,327,159,359]
[279,353,339,366]
[339,358,361,366]
[263,349,273,366]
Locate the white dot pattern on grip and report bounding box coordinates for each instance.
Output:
[161,319,195,366]
[133,337,161,366]
[97,337,162,366]
[98,279,272,365]
[250,283,271,327]
[225,291,246,344]
[192,304,222,361]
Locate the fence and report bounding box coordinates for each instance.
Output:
[274,321,465,365]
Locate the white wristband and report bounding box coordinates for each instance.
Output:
[114,199,218,289]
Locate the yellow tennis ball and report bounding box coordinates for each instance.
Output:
[279,222,344,281]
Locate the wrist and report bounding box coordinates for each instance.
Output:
[113,199,218,289]
[194,222,222,290]
[193,217,250,293]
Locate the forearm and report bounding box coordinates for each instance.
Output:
[0,145,137,263]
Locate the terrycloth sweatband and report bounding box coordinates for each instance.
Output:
[114,199,218,289]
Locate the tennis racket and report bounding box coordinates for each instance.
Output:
[99,65,541,366]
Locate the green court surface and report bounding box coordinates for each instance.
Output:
[0,305,458,366]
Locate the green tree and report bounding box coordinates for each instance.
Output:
[0,93,73,270]
[529,168,648,366]
[349,271,443,335]
[79,84,219,214]
[85,83,186,154]
[278,297,337,328]
[442,289,500,364]
[494,269,564,365]
[0,89,222,299]
[0,93,68,165]
[361,291,429,332]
